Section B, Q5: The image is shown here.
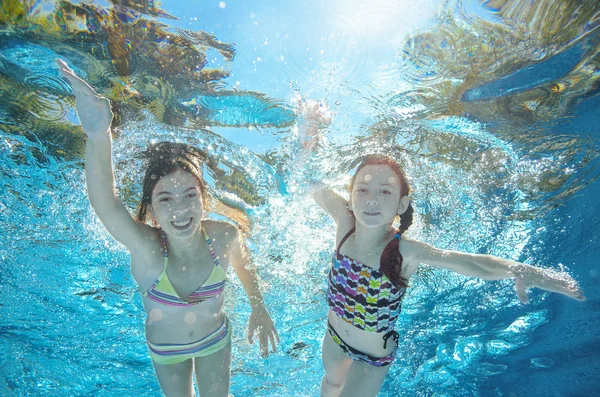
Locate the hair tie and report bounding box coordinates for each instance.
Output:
[394,233,402,240]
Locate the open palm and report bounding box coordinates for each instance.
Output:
[514,264,585,304]
[57,59,113,136]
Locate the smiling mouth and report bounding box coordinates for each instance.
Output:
[171,218,193,230]
[364,211,381,216]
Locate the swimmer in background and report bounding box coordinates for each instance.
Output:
[57,59,279,397]
[296,100,585,397]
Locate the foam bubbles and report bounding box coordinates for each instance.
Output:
[150,308,163,322]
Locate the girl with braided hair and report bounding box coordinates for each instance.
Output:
[296,100,585,397]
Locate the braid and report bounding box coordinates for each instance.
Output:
[380,231,409,289]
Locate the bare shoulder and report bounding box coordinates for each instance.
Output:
[335,209,356,244]
[203,219,240,249]
[398,237,429,278]
[129,226,165,289]
[128,222,163,257]
[203,219,248,267]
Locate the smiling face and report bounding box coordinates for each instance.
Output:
[351,164,405,228]
[149,169,204,238]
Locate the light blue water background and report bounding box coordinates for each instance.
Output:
[1,0,599,396]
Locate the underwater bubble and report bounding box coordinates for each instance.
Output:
[185,312,197,325]
[365,174,372,181]
[150,308,163,322]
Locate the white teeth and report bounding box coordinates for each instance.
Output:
[172,219,192,227]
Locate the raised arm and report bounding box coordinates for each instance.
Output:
[57,60,152,250]
[311,184,350,223]
[405,239,585,303]
[294,99,350,222]
[224,223,279,357]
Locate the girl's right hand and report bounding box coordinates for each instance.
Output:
[295,98,331,151]
[57,59,114,137]
[296,98,331,130]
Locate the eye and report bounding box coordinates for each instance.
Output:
[186,192,198,199]
[381,190,392,195]
[158,197,171,203]
[357,188,367,193]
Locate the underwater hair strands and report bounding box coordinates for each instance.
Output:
[140,141,208,168]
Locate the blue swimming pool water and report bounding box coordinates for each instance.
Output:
[1,0,599,396]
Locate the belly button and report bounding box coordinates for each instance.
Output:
[189,330,194,337]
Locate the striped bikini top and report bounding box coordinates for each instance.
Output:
[327,228,406,333]
[143,229,227,306]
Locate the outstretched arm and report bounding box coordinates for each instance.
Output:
[226,224,279,357]
[57,59,151,250]
[407,239,585,303]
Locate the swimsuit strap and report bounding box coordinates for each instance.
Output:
[337,227,356,252]
[160,230,168,270]
[202,229,220,267]
[160,229,219,268]
[338,227,401,252]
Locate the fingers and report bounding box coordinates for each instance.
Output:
[268,333,277,353]
[259,328,268,357]
[247,325,255,344]
[56,59,99,96]
[56,58,73,74]
[562,285,586,301]
[273,326,280,344]
[261,328,280,357]
[251,323,279,358]
[307,100,319,114]
[56,59,78,82]
[542,275,586,301]
[515,277,529,304]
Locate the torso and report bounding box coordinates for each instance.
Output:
[327,215,419,357]
[128,220,235,344]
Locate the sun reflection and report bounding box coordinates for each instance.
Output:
[331,0,438,39]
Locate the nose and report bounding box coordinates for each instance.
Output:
[366,196,378,206]
[172,199,189,215]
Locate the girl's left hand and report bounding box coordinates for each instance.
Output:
[248,308,279,357]
[513,264,586,303]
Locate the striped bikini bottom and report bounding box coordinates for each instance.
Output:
[327,321,398,367]
[147,317,231,365]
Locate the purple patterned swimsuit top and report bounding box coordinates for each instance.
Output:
[327,228,407,333]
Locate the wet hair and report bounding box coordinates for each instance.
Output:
[135,142,209,223]
[349,154,414,288]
